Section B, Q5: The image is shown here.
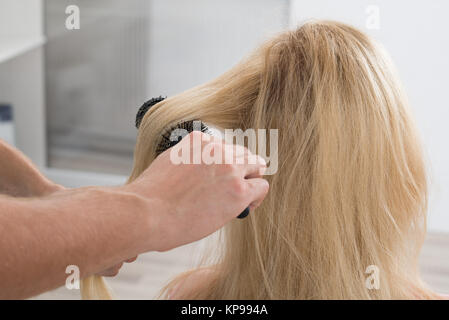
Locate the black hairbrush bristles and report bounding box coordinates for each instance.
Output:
[156,120,211,155]
[135,96,166,129]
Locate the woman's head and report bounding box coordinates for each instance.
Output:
[82,20,434,299]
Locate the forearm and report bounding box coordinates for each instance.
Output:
[0,140,59,197]
[0,187,153,299]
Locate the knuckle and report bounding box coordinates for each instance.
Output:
[230,177,246,196]
[261,179,270,193]
[239,145,250,155]
[257,155,267,167]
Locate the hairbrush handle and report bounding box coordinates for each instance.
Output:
[237,207,250,219]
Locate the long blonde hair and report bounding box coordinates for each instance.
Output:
[82,20,437,299]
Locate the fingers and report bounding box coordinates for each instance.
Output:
[172,131,270,213]
[245,178,270,210]
[96,257,138,277]
[125,256,138,263]
[97,262,123,277]
[225,146,267,179]
[175,132,267,177]
[208,135,267,177]
[242,154,267,178]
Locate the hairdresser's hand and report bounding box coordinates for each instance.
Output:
[123,131,269,252]
[0,140,63,197]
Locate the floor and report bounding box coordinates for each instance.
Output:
[33,232,449,300]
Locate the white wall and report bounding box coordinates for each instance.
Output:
[0,0,43,37]
[290,0,449,232]
[0,0,46,166]
[147,0,288,96]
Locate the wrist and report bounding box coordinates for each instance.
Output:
[106,185,162,253]
[118,183,169,252]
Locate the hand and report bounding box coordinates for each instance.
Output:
[123,131,269,252]
[0,140,63,197]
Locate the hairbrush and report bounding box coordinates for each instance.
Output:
[135,97,250,219]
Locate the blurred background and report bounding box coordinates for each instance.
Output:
[0,0,448,299]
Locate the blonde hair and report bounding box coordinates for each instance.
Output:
[81,20,437,299]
